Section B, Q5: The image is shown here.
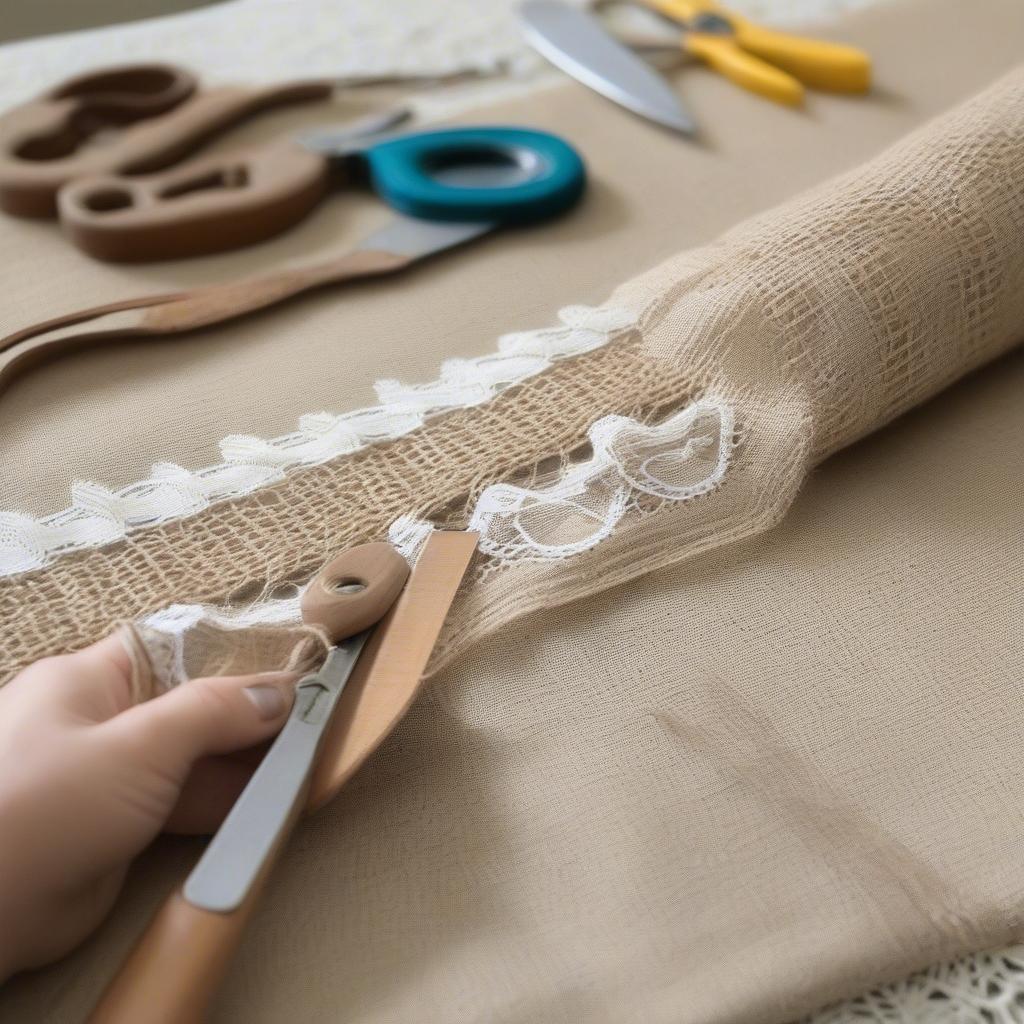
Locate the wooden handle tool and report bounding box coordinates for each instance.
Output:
[87,532,477,1023]
[0,248,411,400]
[0,216,492,403]
[57,141,332,263]
[0,64,334,219]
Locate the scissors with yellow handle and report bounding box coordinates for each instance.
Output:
[640,0,871,106]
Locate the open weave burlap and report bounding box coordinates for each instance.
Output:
[0,335,695,682]
[50,61,1024,689]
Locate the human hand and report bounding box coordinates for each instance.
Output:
[0,632,298,980]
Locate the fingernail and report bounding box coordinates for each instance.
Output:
[244,684,287,720]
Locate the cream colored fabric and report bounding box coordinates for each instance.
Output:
[3,2,1024,1023]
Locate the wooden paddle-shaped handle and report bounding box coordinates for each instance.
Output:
[88,886,263,1024]
[0,69,334,218]
[0,246,411,401]
[58,141,332,263]
[137,248,411,332]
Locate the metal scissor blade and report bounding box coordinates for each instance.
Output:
[520,0,697,136]
[297,104,414,155]
[184,635,369,913]
[357,214,495,259]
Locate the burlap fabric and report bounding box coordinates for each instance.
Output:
[4,56,1024,693]
[3,0,1024,1020]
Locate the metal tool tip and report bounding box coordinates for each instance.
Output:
[667,113,698,137]
[647,105,698,138]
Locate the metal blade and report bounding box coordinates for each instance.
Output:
[519,0,696,136]
[356,214,494,259]
[297,105,414,155]
[184,635,369,913]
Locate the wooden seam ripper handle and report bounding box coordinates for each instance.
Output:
[87,806,302,1024]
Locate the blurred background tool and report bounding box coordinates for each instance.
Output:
[54,121,583,261]
[520,1,697,135]
[0,61,486,219]
[0,126,586,396]
[520,0,871,133]
[638,0,870,105]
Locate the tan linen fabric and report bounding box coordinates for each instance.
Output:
[3,3,1024,1024]
[8,362,1024,1023]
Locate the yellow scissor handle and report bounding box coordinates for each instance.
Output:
[642,0,724,19]
[683,32,804,106]
[641,0,872,94]
[728,20,870,93]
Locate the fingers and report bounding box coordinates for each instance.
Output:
[1,630,136,726]
[79,631,136,688]
[102,670,300,783]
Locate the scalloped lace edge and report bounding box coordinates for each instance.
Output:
[0,304,636,577]
[138,396,735,683]
[389,396,734,562]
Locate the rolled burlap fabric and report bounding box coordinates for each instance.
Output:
[441,62,1024,665]
[88,62,1024,688]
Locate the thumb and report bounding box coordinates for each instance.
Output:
[104,670,300,781]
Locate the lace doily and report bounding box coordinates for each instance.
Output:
[809,947,1024,1024]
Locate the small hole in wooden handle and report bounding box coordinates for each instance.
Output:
[300,543,410,642]
[332,578,367,595]
[81,187,134,212]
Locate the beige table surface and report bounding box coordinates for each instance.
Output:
[2,0,1024,1022]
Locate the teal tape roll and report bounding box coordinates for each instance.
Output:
[363,126,586,225]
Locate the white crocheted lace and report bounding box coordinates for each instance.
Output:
[389,399,732,562]
[465,399,733,560]
[808,946,1024,1023]
[0,305,634,577]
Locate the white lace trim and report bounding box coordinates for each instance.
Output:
[465,398,733,561]
[389,400,734,563]
[396,401,734,565]
[140,397,734,670]
[0,305,635,577]
[395,401,734,564]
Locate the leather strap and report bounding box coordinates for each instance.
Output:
[0,247,412,401]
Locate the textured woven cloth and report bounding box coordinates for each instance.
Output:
[2,0,1024,1021]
